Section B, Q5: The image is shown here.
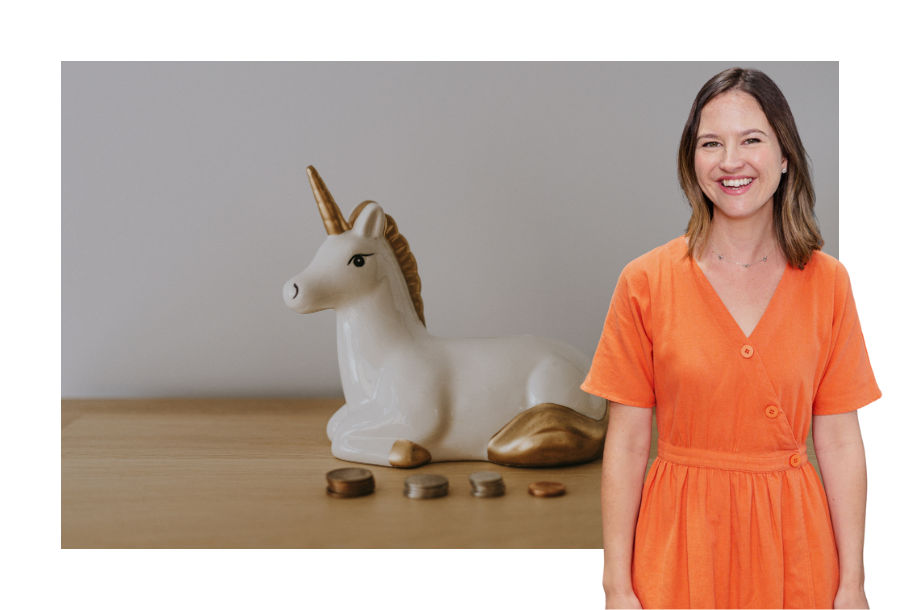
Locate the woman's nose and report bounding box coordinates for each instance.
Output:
[719,146,744,171]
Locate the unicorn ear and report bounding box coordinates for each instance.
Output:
[351,202,385,238]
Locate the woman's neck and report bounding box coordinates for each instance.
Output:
[705,213,778,263]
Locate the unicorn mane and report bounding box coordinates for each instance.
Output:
[348,201,425,327]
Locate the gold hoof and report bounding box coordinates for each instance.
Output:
[389,440,432,468]
[487,403,609,467]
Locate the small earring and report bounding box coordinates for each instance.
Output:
[782,168,787,174]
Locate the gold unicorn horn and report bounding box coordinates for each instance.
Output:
[307,166,350,235]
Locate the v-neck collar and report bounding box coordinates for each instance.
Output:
[673,237,790,343]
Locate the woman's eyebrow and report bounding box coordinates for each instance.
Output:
[698,129,769,139]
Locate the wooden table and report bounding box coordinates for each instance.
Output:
[62,399,820,549]
[62,398,609,548]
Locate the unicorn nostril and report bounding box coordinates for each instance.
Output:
[292,283,299,299]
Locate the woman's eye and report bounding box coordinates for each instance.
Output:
[700,141,720,148]
[744,138,760,144]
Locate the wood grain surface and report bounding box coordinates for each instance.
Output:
[61,399,818,549]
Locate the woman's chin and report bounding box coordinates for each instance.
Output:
[712,200,773,222]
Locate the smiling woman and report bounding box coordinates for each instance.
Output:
[584,68,880,609]
[695,92,786,220]
[679,68,821,271]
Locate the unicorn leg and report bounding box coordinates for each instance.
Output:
[388,440,432,468]
[326,404,349,442]
[331,423,435,468]
[487,403,610,467]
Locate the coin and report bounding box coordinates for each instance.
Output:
[469,470,505,498]
[326,467,375,498]
[326,487,373,499]
[403,473,449,499]
[528,481,566,497]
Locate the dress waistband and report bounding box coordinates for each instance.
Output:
[656,440,808,473]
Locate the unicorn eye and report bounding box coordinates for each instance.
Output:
[348,253,375,267]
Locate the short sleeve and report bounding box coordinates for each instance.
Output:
[581,266,656,408]
[812,262,881,415]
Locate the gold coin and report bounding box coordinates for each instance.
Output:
[326,467,375,496]
[326,467,373,483]
[528,481,566,497]
[326,487,373,499]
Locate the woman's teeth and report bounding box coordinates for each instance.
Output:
[722,178,752,187]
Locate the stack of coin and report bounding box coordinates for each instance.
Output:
[403,473,449,499]
[469,471,505,497]
[528,481,566,498]
[326,467,375,498]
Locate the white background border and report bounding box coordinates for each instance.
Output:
[7,1,895,608]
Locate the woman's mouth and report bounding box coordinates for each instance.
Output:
[717,177,754,194]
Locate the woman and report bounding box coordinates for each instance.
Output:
[583,68,880,609]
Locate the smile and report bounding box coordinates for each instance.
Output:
[717,177,754,195]
[721,178,753,188]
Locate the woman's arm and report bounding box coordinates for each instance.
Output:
[812,410,869,609]
[601,401,653,609]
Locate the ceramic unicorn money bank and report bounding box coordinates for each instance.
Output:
[284,166,608,468]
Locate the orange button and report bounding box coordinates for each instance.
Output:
[790,454,801,467]
[765,405,779,418]
[741,344,754,358]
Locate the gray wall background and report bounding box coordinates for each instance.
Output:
[62,62,838,398]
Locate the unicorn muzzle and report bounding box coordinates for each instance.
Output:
[284,279,314,312]
[284,274,332,313]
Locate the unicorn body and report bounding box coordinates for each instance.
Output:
[284,167,607,468]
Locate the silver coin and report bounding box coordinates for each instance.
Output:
[469,470,505,497]
[403,480,448,492]
[469,471,502,485]
[403,473,449,499]
[403,484,448,498]
[404,474,448,489]
[471,479,504,489]
[470,486,504,497]
[404,486,448,499]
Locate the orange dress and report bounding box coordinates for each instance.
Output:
[582,237,881,609]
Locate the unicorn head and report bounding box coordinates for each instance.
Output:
[283,167,425,326]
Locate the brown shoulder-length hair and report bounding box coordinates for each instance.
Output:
[678,67,822,269]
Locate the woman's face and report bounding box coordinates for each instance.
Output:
[694,91,786,223]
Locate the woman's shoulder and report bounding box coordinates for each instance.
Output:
[620,236,687,279]
[801,250,855,305]
[802,249,849,282]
